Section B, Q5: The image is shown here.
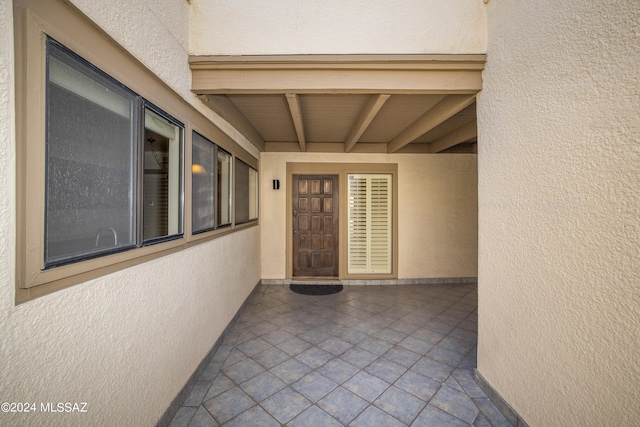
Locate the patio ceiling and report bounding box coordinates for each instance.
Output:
[189,54,485,154]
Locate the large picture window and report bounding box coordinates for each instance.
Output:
[45,39,139,267]
[44,38,184,267]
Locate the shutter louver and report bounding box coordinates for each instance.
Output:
[348,174,392,274]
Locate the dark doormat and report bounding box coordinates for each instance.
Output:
[290,284,343,295]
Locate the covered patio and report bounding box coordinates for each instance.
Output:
[164,283,510,426]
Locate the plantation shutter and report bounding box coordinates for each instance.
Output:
[347,174,392,274]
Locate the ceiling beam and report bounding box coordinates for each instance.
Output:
[387,94,476,153]
[192,71,482,95]
[190,54,487,67]
[199,95,265,151]
[190,54,485,95]
[430,121,477,153]
[285,93,306,152]
[344,94,391,153]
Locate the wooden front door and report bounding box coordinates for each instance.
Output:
[292,175,339,277]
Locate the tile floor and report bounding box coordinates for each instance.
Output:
[168,283,511,426]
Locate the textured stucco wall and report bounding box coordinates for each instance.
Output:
[260,152,478,280]
[190,0,486,55]
[0,231,260,426]
[0,1,261,425]
[71,0,259,158]
[477,1,640,425]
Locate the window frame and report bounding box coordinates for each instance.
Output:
[42,38,187,267]
[347,173,393,274]
[234,158,259,225]
[190,132,234,234]
[142,103,185,245]
[14,0,259,303]
[216,146,233,229]
[191,131,218,235]
[44,38,141,268]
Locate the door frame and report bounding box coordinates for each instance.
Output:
[285,162,399,280]
[292,174,339,278]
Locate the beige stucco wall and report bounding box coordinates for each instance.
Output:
[190,0,487,55]
[260,152,478,280]
[71,0,259,159]
[0,1,260,425]
[477,1,640,425]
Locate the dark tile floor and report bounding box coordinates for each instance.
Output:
[168,284,511,426]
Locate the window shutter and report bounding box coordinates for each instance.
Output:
[348,174,392,274]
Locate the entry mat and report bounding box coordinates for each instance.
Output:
[289,284,343,295]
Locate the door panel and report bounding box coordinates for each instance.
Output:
[293,174,339,277]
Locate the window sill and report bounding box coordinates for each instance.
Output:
[17,221,261,304]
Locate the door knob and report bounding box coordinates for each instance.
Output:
[293,210,298,216]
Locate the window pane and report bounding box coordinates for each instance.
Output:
[192,132,215,233]
[45,39,137,267]
[143,108,183,241]
[234,159,248,224]
[234,158,258,224]
[249,167,259,220]
[217,149,232,226]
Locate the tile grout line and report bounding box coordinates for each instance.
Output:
[167,284,511,427]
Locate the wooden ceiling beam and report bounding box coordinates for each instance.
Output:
[387,94,476,153]
[430,121,477,153]
[285,93,306,152]
[190,54,487,67]
[344,94,390,153]
[190,55,485,95]
[199,95,265,151]
[192,71,481,94]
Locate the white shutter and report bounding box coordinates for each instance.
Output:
[348,175,368,272]
[348,174,392,274]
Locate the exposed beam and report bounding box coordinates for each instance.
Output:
[190,54,485,95]
[285,93,306,152]
[264,142,393,153]
[430,121,477,153]
[192,71,482,95]
[199,95,265,151]
[190,54,487,67]
[387,94,476,153]
[344,94,391,153]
